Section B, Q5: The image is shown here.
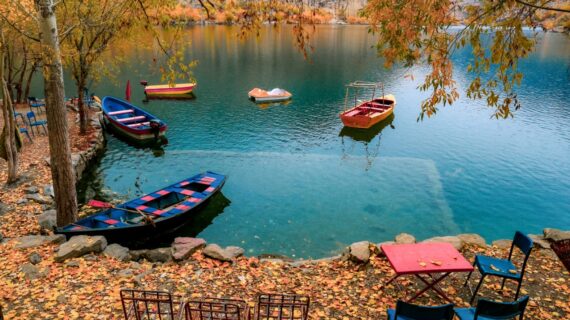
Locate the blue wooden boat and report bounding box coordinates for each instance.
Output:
[102,96,167,145]
[55,172,226,245]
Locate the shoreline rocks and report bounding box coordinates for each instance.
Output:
[203,244,244,262]
[55,235,107,262]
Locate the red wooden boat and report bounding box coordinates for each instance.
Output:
[339,81,396,129]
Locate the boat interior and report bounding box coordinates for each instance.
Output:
[345,99,394,117]
[106,101,153,130]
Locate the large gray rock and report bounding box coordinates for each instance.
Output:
[129,249,148,261]
[43,184,55,198]
[492,239,512,249]
[103,244,130,262]
[348,241,371,263]
[21,263,47,280]
[203,244,244,262]
[423,236,464,250]
[55,235,107,262]
[25,193,52,205]
[395,233,416,244]
[528,234,551,249]
[543,228,570,242]
[171,237,206,261]
[145,248,172,262]
[457,234,486,247]
[15,234,66,249]
[376,241,396,257]
[38,210,57,231]
[24,186,39,194]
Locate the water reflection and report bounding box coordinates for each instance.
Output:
[143,92,196,102]
[339,114,395,170]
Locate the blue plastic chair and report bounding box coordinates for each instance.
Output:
[387,300,455,320]
[28,96,45,114]
[454,296,529,319]
[19,127,32,142]
[464,231,533,304]
[14,111,25,125]
[26,111,47,135]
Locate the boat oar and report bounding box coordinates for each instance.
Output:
[87,200,156,227]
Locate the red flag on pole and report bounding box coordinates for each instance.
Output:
[125,80,131,101]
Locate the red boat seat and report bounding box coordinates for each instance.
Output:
[117,115,146,123]
[108,109,134,116]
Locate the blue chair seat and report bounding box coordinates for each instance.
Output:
[454,308,494,320]
[475,255,521,279]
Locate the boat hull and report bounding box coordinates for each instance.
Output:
[340,95,396,129]
[248,88,292,103]
[55,172,226,246]
[144,83,196,97]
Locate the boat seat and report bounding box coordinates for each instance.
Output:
[117,115,146,123]
[127,122,150,128]
[93,215,129,227]
[362,106,389,112]
[108,109,134,116]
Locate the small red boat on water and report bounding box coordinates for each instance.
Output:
[339,81,396,129]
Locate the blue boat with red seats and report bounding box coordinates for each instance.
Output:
[101,96,168,145]
[55,172,226,245]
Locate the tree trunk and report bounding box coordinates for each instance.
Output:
[15,50,27,103]
[77,76,87,134]
[35,0,78,226]
[0,32,19,184]
[24,61,38,101]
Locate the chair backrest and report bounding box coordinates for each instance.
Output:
[26,111,35,121]
[512,231,533,256]
[185,298,248,320]
[253,293,310,320]
[28,96,37,102]
[474,296,529,320]
[394,300,454,320]
[120,289,178,320]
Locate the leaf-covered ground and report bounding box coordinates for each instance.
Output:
[1,106,569,319]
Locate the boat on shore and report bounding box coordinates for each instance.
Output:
[101,96,167,145]
[248,88,292,103]
[55,172,226,245]
[339,81,396,129]
[142,81,196,98]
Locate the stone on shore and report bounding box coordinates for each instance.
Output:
[24,186,39,194]
[457,234,486,247]
[145,248,172,262]
[395,233,416,244]
[171,237,206,261]
[348,241,371,263]
[376,241,395,257]
[492,239,512,249]
[38,209,57,231]
[29,252,42,265]
[25,193,52,205]
[0,201,13,215]
[43,184,55,198]
[423,236,464,250]
[543,228,570,242]
[55,235,107,262]
[203,244,244,262]
[21,263,48,280]
[129,249,147,261]
[528,234,551,249]
[103,244,130,262]
[15,234,66,249]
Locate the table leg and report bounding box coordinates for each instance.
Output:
[408,272,452,303]
[380,274,400,290]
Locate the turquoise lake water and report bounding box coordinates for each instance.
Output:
[53,26,569,258]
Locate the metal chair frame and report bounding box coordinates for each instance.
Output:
[184,297,249,320]
[454,296,529,320]
[464,231,533,304]
[120,289,184,320]
[388,300,455,320]
[252,293,310,320]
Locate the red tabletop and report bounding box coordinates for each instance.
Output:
[381,242,474,275]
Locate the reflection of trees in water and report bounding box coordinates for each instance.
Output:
[339,114,395,170]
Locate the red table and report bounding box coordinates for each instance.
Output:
[381,242,474,302]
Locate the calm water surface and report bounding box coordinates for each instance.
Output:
[66,26,569,258]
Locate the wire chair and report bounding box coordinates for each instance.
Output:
[120,289,184,320]
[184,297,249,320]
[252,293,310,320]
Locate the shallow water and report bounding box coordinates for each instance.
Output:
[54,26,569,258]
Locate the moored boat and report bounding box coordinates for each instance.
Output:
[339,81,396,129]
[55,172,226,245]
[248,88,292,103]
[102,96,167,145]
[142,82,196,98]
